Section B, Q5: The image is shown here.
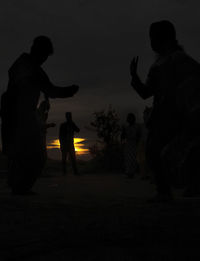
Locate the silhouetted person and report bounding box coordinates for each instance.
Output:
[130,20,200,201]
[1,36,79,195]
[59,112,80,175]
[121,113,140,178]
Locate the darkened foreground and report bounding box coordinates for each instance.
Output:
[0,173,200,260]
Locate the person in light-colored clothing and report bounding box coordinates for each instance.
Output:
[121,113,140,178]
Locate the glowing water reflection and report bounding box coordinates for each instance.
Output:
[47,138,89,155]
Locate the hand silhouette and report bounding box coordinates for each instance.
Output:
[130,56,139,76]
[71,85,79,93]
[68,85,79,96]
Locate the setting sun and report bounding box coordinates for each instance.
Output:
[47,138,89,155]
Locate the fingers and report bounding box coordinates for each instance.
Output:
[130,56,139,67]
[71,85,79,93]
[65,85,79,97]
[133,56,139,65]
[130,56,139,76]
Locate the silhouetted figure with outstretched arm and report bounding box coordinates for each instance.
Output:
[59,112,80,175]
[130,20,200,201]
[1,36,79,195]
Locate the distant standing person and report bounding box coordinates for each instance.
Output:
[1,36,79,195]
[121,113,140,178]
[59,112,80,175]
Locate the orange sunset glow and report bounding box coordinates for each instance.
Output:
[47,138,89,155]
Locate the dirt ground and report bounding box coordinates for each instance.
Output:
[0,173,200,260]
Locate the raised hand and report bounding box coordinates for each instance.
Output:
[67,85,79,96]
[71,84,79,93]
[130,56,139,76]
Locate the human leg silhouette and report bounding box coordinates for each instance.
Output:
[61,149,68,175]
[69,147,79,175]
[146,132,172,202]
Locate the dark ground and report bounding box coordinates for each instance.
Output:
[0,172,200,261]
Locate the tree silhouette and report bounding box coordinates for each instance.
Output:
[91,105,121,147]
[90,106,123,171]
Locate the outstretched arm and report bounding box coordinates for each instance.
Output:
[31,70,79,98]
[40,83,79,99]
[130,57,154,99]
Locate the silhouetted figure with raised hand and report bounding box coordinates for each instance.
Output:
[59,112,80,175]
[121,113,140,178]
[2,36,79,195]
[130,20,200,201]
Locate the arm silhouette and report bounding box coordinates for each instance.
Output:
[30,70,79,98]
[130,56,154,99]
[40,83,79,99]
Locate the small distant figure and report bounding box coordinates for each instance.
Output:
[37,98,56,161]
[121,113,140,178]
[59,112,80,175]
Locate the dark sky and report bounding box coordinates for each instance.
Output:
[0,0,200,141]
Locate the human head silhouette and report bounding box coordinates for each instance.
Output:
[149,20,177,54]
[127,113,136,125]
[30,36,54,65]
[65,112,72,121]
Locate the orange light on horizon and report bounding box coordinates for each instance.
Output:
[47,138,89,155]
